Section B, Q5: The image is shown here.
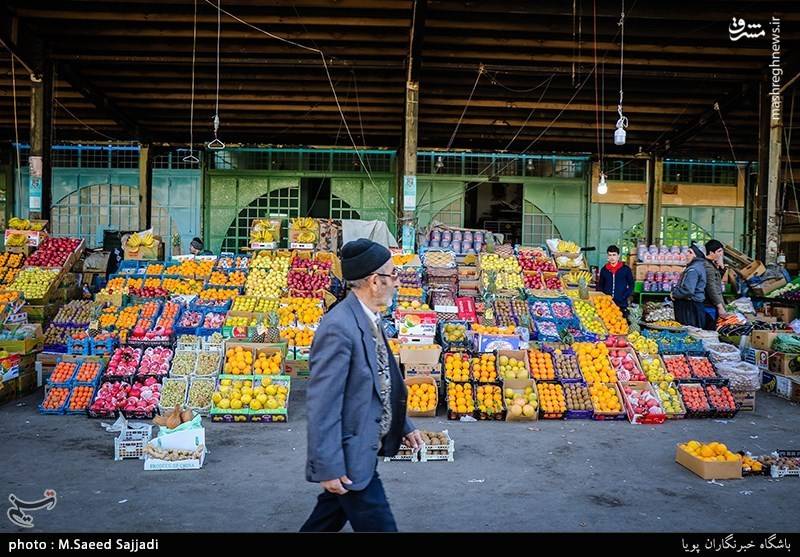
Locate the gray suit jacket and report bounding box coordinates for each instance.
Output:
[305,293,415,491]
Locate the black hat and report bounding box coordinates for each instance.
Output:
[190,237,204,251]
[341,239,391,281]
[690,243,706,258]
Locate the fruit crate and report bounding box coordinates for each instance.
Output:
[383,446,420,463]
[590,382,627,421]
[114,423,153,461]
[158,377,189,415]
[551,348,583,383]
[67,336,91,356]
[186,376,215,416]
[538,381,566,419]
[250,376,291,423]
[38,385,69,415]
[210,408,251,422]
[419,430,455,462]
[91,336,118,356]
[64,385,97,415]
[74,359,106,387]
[46,360,78,387]
[678,384,714,419]
[653,382,687,419]
[620,381,666,425]
[561,381,594,419]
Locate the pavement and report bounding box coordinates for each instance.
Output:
[1,380,799,533]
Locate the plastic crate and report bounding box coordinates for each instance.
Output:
[64,385,97,415]
[419,431,455,462]
[383,446,420,462]
[187,376,216,416]
[74,360,106,387]
[38,385,70,415]
[114,424,153,461]
[67,336,91,355]
[91,336,118,356]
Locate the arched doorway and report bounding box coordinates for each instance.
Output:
[522,200,561,246]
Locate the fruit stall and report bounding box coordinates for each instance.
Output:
[1,212,799,475]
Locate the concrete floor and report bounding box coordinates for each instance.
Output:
[1,380,799,533]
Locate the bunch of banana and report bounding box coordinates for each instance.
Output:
[6,233,27,247]
[250,220,277,243]
[290,217,318,243]
[556,240,580,254]
[8,217,31,231]
[126,232,155,250]
[563,270,592,286]
[30,221,45,231]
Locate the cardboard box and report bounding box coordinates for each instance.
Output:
[739,260,766,280]
[399,344,442,367]
[395,310,438,337]
[496,349,530,381]
[405,375,438,417]
[284,358,309,377]
[398,335,435,345]
[403,363,441,378]
[771,307,797,323]
[471,332,520,353]
[4,227,48,247]
[502,378,538,421]
[0,324,44,354]
[753,349,770,371]
[751,277,787,297]
[122,232,164,261]
[143,427,206,471]
[675,444,742,480]
[763,372,800,402]
[768,352,800,376]
[750,330,790,351]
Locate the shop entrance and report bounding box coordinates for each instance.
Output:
[465,181,523,245]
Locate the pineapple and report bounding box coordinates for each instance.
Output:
[265,312,280,344]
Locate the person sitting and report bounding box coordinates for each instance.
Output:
[189,237,213,256]
[671,243,708,328]
[596,245,635,316]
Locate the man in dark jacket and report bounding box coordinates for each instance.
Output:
[597,245,635,316]
[703,239,729,329]
[301,238,422,532]
[671,243,708,328]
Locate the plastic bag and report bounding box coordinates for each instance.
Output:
[714,361,761,391]
[158,413,203,436]
[730,297,755,315]
[705,342,742,363]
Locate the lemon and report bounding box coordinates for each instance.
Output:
[266,385,277,396]
[250,400,263,410]
[218,399,231,409]
[257,393,267,404]
[261,378,272,387]
[266,399,279,410]
[212,393,222,404]
[241,394,252,405]
[231,399,243,410]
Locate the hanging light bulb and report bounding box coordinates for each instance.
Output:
[526,159,535,173]
[597,172,608,195]
[435,156,444,170]
[613,0,628,146]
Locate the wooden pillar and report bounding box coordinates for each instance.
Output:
[138,145,152,229]
[28,61,52,221]
[645,156,662,245]
[756,81,771,261]
[766,95,783,264]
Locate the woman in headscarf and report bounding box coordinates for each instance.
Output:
[671,243,708,328]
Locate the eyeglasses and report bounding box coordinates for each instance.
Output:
[371,270,399,280]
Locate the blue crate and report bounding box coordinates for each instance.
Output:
[64,385,98,415]
[74,359,106,386]
[67,336,91,356]
[47,358,79,387]
[191,298,232,312]
[91,336,118,356]
[38,385,70,415]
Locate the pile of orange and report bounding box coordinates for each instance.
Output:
[200,287,239,301]
[42,387,70,410]
[225,345,254,375]
[126,277,144,290]
[445,353,471,381]
[471,353,497,383]
[594,295,628,335]
[538,382,566,414]
[0,291,20,303]
[476,385,503,413]
[209,270,247,287]
[75,362,102,383]
[162,278,203,295]
[0,252,23,268]
[145,263,164,275]
[472,324,516,336]
[172,259,214,279]
[144,277,162,288]
[574,342,615,383]
[447,382,475,415]
[68,386,95,411]
[140,301,160,320]
[529,349,555,380]
[589,383,622,413]
[281,298,324,326]
[281,327,315,347]
[680,440,740,463]
[408,383,437,413]
[51,361,77,384]
[254,351,283,375]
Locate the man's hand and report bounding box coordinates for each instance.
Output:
[403,429,424,451]
[321,476,352,495]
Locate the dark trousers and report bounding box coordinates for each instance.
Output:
[300,470,398,532]
[674,299,706,329]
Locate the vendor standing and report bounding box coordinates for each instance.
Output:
[597,245,635,316]
[702,239,729,329]
[671,243,708,328]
